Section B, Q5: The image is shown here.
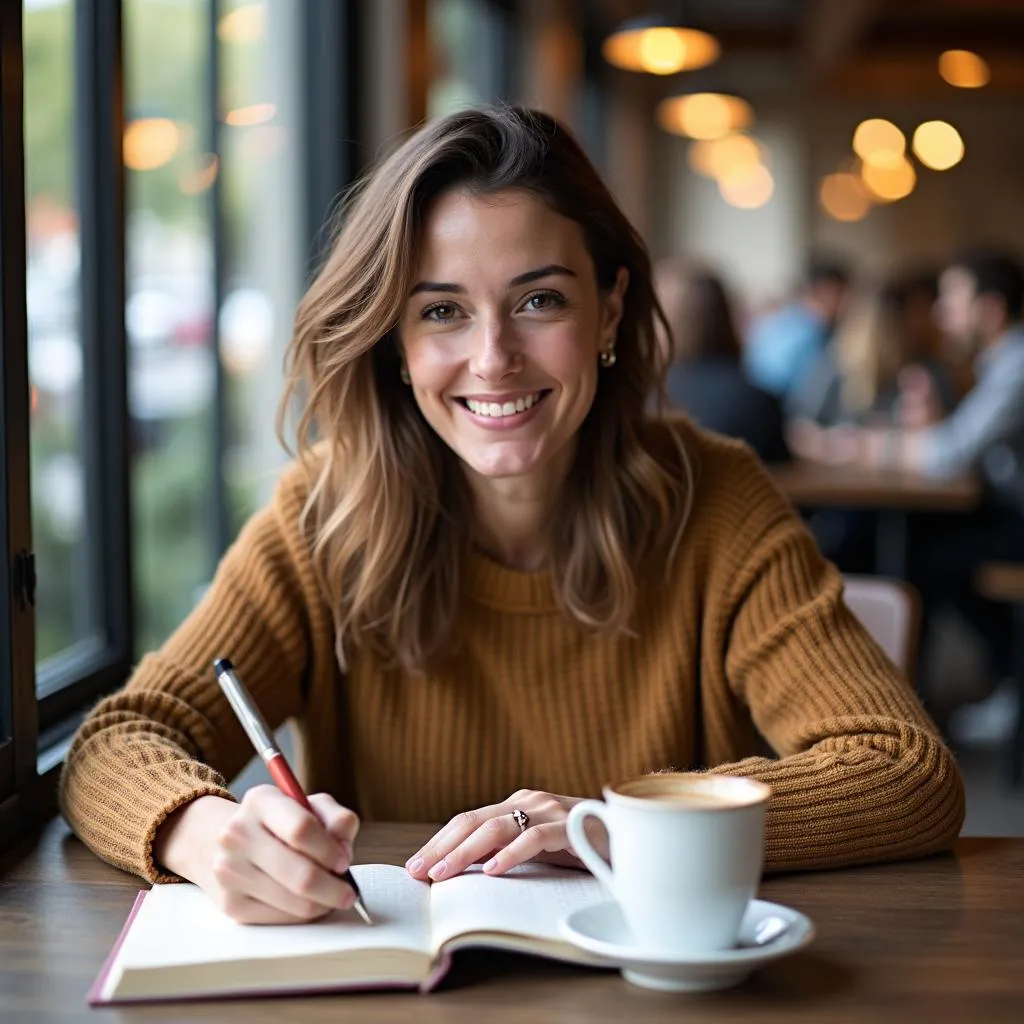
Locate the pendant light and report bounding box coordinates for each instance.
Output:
[602,8,720,77]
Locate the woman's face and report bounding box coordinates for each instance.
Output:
[400,188,627,484]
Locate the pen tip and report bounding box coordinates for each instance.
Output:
[353,899,372,925]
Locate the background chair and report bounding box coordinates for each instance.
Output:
[842,575,921,681]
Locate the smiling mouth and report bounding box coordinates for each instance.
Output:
[455,390,550,419]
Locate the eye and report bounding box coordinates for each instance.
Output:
[521,289,565,313]
[421,302,460,323]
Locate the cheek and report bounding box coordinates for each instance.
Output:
[404,338,457,393]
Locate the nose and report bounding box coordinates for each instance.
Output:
[469,315,520,382]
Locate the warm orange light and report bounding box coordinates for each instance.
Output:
[852,118,905,169]
[123,118,180,171]
[603,25,719,75]
[912,120,965,171]
[217,3,265,44]
[861,155,916,202]
[224,103,276,127]
[819,172,872,222]
[719,163,773,209]
[179,153,219,195]
[657,93,754,141]
[938,49,990,89]
[687,133,764,180]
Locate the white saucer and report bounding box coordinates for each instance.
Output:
[560,898,815,992]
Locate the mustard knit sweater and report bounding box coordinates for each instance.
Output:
[59,423,965,882]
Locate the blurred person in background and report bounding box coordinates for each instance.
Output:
[655,258,789,464]
[744,256,852,400]
[787,271,957,447]
[847,248,1024,740]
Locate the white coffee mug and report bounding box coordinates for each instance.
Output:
[566,773,770,956]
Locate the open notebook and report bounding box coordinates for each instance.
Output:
[90,863,610,1004]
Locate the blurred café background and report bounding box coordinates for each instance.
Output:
[15,0,1024,833]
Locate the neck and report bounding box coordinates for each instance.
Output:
[464,444,575,572]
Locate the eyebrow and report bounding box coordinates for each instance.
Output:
[408,264,577,297]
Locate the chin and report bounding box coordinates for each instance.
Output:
[461,443,549,480]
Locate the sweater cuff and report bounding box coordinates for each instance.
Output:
[61,756,238,883]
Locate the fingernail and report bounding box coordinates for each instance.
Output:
[406,857,423,875]
[428,859,447,880]
[483,858,497,872]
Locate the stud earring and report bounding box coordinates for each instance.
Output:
[400,365,411,385]
[599,347,617,368]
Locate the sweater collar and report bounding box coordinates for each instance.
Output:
[464,548,560,612]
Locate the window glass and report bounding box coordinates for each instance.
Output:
[125,0,217,652]
[24,0,91,668]
[220,0,303,527]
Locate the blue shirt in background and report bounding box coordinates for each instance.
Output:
[744,301,829,398]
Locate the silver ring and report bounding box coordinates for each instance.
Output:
[511,808,529,833]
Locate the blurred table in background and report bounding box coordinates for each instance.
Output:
[771,461,982,577]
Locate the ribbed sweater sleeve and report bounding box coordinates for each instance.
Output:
[58,464,318,882]
[702,446,965,871]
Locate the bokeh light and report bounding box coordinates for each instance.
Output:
[603,25,720,75]
[657,93,754,141]
[912,120,965,171]
[123,118,180,171]
[938,50,990,89]
[852,119,905,169]
[718,163,774,209]
[819,172,872,222]
[687,133,764,180]
[861,155,917,202]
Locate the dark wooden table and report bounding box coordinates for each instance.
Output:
[2,820,1023,1023]
[771,461,982,578]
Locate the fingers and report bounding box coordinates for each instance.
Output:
[482,822,569,876]
[308,792,361,868]
[206,786,361,924]
[243,786,351,874]
[406,800,512,880]
[424,813,522,881]
[219,799,355,915]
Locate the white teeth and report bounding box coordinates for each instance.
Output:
[465,392,543,418]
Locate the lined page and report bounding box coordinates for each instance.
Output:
[116,865,432,971]
[428,864,604,951]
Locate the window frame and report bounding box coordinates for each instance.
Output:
[34,0,134,738]
[0,0,39,848]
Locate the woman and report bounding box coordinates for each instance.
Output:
[60,107,963,926]
[655,258,789,463]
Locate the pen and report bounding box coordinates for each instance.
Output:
[213,657,372,925]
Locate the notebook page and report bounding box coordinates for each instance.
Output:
[115,864,432,972]
[428,864,604,951]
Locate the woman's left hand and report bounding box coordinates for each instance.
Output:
[405,789,603,882]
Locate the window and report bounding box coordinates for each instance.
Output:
[125,0,218,654]
[25,1,89,669]
[2,0,358,854]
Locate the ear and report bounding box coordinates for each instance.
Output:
[600,266,630,347]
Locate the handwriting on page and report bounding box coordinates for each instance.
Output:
[428,864,604,950]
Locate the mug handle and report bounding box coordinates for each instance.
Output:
[566,800,615,893]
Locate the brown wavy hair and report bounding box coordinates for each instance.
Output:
[279,105,692,674]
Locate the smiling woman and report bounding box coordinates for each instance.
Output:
[59,106,964,927]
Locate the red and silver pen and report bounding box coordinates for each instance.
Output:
[213,657,372,924]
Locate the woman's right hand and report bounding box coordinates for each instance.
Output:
[153,788,360,924]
